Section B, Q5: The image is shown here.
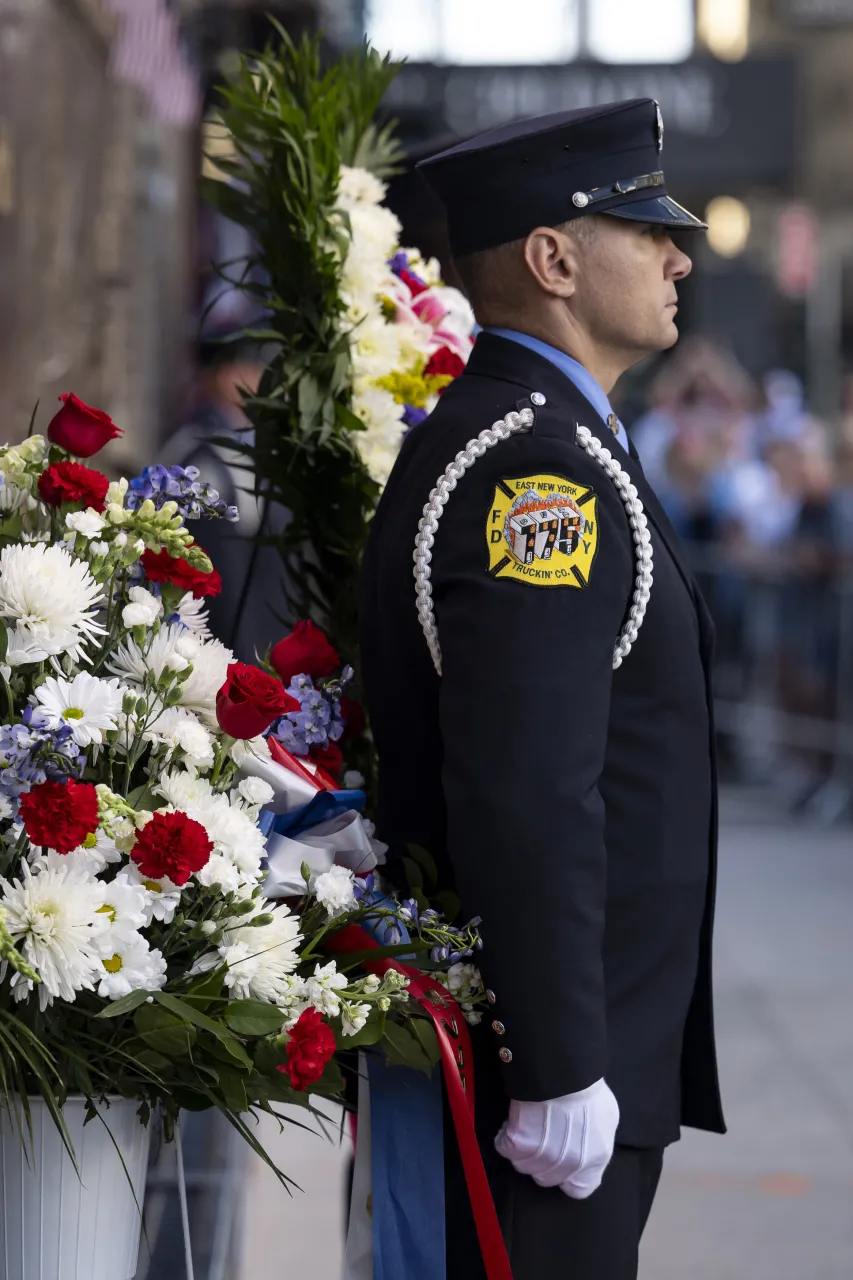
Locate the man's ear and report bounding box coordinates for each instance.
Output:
[523,226,578,299]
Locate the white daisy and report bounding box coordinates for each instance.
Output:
[0,861,109,1010]
[96,934,167,1000]
[95,875,148,952]
[217,905,302,1003]
[122,586,163,629]
[170,592,212,639]
[122,861,182,925]
[0,543,105,666]
[33,672,124,747]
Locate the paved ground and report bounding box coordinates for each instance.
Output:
[236,790,853,1280]
[640,791,853,1280]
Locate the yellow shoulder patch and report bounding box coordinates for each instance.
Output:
[486,473,598,588]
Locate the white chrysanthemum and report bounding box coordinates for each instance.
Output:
[217,905,302,1003]
[350,314,405,380]
[65,508,106,539]
[313,865,357,918]
[96,934,167,1000]
[303,959,348,1018]
[0,862,109,1010]
[107,623,189,686]
[154,769,265,886]
[349,202,401,259]
[121,861,182,924]
[337,165,387,208]
[34,672,124,747]
[144,705,215,770]
[176,633,234,726]
[122,586,163,629]
[171,592,212,639]
[0,542,104,666]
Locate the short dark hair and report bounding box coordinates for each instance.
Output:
[452,215,603,319]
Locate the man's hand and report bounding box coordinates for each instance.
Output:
[494,1078,620,1200]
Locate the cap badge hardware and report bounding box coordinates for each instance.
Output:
[655,101,664,153]
[572,191,590,209]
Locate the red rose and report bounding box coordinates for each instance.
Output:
[131,811,213,886]
[398,267,428,298]
[141,548,222,599]
[37,460,110,512]
[279,1007,336,1091]
[19,779,99,855]
[270,622,339,686]
[424,346,466,385]
[216,661,297,740]
[47,393,123,458]
[339,696,366,744]
[309,740,343,780]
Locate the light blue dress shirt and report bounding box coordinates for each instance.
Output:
[484,327,630,452]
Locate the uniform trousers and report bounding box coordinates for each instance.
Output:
[445,1040,665,1280]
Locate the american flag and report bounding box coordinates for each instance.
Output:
[107,0,201,128]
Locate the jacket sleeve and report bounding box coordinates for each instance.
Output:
[431,428,634,1101]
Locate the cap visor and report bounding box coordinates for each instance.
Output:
[606,195,707,230]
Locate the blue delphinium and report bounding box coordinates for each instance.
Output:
[126,465,239,522]
[268,673,348,758]
[0,707,85,799]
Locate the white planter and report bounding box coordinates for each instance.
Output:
[0,1096,151,1280]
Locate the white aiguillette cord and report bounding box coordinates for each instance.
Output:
[175,1117,196,1280]
[414,399,653,673]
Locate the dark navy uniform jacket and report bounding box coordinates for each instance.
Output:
[361,331,724,1148]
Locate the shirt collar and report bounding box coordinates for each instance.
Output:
[483,328,617,428]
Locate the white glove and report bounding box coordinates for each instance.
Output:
[494,1078,620,1200]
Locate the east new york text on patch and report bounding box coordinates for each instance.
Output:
[486,473,599,587]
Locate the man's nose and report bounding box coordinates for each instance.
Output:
[669,243,693,281]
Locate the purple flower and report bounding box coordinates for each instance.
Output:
[388,252,409,274]
[0,708,84,798]
[402,405,428,429]
[127,465,239,522]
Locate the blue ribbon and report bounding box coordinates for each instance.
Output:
[266,789,366,839]
[360,894,446,1280]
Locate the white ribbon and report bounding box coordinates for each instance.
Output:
[265,809,379,898]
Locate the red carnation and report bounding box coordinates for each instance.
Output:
[38,460,110,512]
[141,548,222,599]
[424,346,466,386]
[310,740,343,780]
[398,267,428,298]
[47,393,123,458]
[19,779,99,855]
[270,621,339,686]
[131,811,213,886]
[216,661,297,740]
[279,1007,336,1091]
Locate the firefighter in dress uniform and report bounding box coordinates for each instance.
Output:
[361,99,725,1280]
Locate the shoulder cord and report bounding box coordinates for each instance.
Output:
[413,406,653,676]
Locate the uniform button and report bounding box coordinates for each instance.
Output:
[486,989,496,1004]
[498,1047,513,1064]
[530,391,546,406]
[492,1020,506,1035]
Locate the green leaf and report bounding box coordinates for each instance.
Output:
[135,1048,174,1074]
[216,1066,248,1114]
[335,1011,385,1049]
[380,1020,435,1076]
[409,1018,441,1071]
[138,1024,196,1058]
[224,1000,287,1038]
[400,856,423,893]
[433,891,461,924]
[97,989,151,1019]
[405,844,439,888]
[0,624,8,664]
[152,992,254,1069]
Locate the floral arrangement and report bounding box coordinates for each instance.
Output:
[336,165,475,485]
[0,393,483,1163]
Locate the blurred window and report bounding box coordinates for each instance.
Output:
[366,0,694,64]
[587,0,694,63]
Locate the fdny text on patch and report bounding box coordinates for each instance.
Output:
[486,473,598,588]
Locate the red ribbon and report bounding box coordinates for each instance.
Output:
[327,924,514,1280]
